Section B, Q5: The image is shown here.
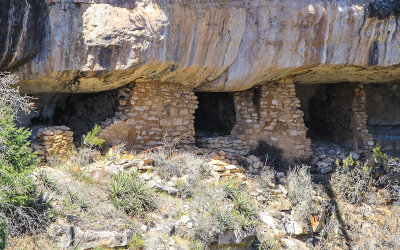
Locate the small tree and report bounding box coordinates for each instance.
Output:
[0,73,39,247]
[82,124,105,149]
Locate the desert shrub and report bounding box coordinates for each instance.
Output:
[258,167,275,188]
[220,177,242,197]
[128,234,145,250]
[70,147,100,167]
[190,180,258,244]
[82,124,105,149]
[314,216,340,249]
[257,166,276,200]
[109,170,156,216]
[190,240,206,250]
[287,165,316,221]
[189,185,232,243]
[148,147,208,198]
[288,165,331,224]
[331,154,372,204]
[221,178,258,226]
[376,157,400,202]
[371,144,400,202]
[37,170,59,193]
[175,179,194,199]
[62,147,101,183]
[372,141,388,167]
[231,191,257,219]
[330,144,400,205]
[149,148,207,180]
[256,231,281,250]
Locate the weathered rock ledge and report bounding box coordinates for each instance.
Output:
[2,0,400,93]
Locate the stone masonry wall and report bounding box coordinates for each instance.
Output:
[32,126,74,160]
[197,78,312,159]
[101,79,312,158]
[231,78,312,159]
[100,81,198,150]
[351,84,374,152]
[196,135,249,155]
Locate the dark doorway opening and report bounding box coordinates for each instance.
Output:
[194,92,237,137]
[296,83,355,148]
[29,89,119,139]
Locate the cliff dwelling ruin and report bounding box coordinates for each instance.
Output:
[6,0,400,161]
[27,79,400,160]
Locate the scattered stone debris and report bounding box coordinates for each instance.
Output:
[311,141,353,174]
[208,159,246,180]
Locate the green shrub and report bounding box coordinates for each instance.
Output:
[0,74,41,245]
[82,124,105,149]
[109,170,156,216]
[373,141,388,167]
[256,231,281,250]
[231,191,257,219]
[0,106,38,207]
[0,220,7,250]
[190,240,206,250]
[221,177,257,224]
[220,177,241,197]
[128,234,145,249]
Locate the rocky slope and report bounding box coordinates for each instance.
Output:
[7,142,400,249]
[2,0,400,93]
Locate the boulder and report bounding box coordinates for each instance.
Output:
[49,225,132,249]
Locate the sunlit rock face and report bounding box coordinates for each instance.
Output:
[2,0,400,93]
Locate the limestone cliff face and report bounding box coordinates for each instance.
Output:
[0,0,45,71]
[2,0,400,93]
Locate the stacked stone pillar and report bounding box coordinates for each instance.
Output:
[32,126,74,159]
[351,84,374,152]
[232,78,312,159]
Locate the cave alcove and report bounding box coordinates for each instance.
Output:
[29,89,120,140]
[296,83,356,149]
[365,83,400,156]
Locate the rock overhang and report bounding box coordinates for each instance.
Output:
[1,0,400,93]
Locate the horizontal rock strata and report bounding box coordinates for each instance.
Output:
[1,0,400,93]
